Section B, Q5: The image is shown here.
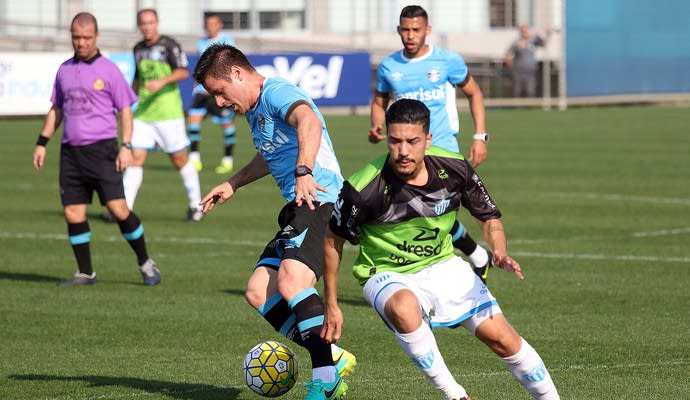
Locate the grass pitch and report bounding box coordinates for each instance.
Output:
[0,105,688,399]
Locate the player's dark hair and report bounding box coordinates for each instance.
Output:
[385,99,430,134]
[72,12,98,33]
[137,8,158,24]
[193,43,255,84]
[400,5,428,22]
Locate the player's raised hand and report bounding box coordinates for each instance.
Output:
[368,125,386,143]
[493,254,524,280]
[200,181,234,213]
[294,174,326,210]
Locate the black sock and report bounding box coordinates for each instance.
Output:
[118,212,149,265]
[259,294,306,347]
[224,144,234,157]
[188,127,200,152]
[68,221,92,275]
[288,288,333,368]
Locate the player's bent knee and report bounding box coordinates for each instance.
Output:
[475,314,522,357]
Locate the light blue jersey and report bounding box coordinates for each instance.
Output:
[194,33,236,95]
[245,77,343,203]
[376,45,469,153]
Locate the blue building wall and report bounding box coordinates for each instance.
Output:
[567,1,690,96]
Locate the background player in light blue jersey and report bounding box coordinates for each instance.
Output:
[187,14,238,174]
[193,44,353,400]
[369,5,494,283]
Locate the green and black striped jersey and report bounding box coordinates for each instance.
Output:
[329,146,501,285]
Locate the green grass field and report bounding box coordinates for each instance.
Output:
[1,105,688,399]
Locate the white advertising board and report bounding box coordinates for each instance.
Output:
[0,52,72,116]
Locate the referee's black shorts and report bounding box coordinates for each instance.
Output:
[59,138,125,206]
[257,201,334,279]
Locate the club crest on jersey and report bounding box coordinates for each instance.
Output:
[427,67,441,83]
[438,169,448,179]
[391,71,404,81]
[434,199,450,215]
[258,115,266,131]
[92,79,105,91]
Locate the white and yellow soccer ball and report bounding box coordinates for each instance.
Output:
[243,340,298,397]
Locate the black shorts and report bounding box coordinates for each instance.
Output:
[189,93,232,119]
[59,139,125,206]
[257,201,334,279]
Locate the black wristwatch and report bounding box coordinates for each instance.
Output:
[121,142,133,150]
[294,165,313,177]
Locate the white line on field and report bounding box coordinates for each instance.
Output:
[545,191,690,206]
[2,230,689,263]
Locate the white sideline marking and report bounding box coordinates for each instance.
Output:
[546,191,690,206]
[2,230,688,263]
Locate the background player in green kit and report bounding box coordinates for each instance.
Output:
[369,5,493,282]
[125,8,205,222]
[323,99,559,400]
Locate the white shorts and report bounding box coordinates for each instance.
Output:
[362,256,502,334]
[132,118,189,153]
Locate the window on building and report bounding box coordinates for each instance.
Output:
[204,10,304,31]
[490,0,516,28]
[207,11,249,30]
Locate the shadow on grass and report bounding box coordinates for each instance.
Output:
[8,374,240,400]
[0,270,62,283]
[221,288,370,308]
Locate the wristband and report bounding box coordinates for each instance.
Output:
[472,133,489,143]
[36,135,49,147]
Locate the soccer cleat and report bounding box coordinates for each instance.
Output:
[473,250,493,284]
[139,258,161,286]
[57,271,96,286]
[190,158,203,172]
[214,159,233,174]
[332,345,357,378]
[303,375,347,400]
[187,207,205,222]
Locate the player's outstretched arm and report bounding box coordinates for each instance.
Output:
[321,229,346,344]
[479,218,524,280]
[200,152,270,213]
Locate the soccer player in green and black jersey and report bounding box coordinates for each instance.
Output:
[322,99,560,400]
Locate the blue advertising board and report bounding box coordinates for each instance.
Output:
[183,52,370,108]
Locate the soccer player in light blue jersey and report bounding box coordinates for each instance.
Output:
[193,44,354,400]
[369,5,494,283]
[187,14,238,174]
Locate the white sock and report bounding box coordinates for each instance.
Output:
[469,245,489,268]
[312,365,336,383]
[123,166,143,210]
[189,151,201,161]
[501,338,559,400]
[221,156,233,164]
[396,323,466,397]
[179,161,201,209]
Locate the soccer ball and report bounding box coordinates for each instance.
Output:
[243,340,298,397]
